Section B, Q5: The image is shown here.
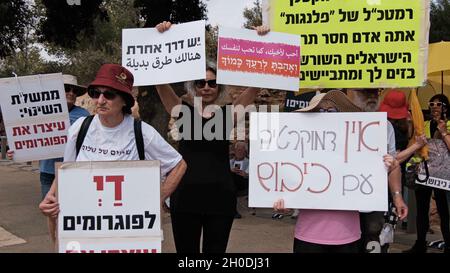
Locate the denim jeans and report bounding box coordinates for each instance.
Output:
[40,172,55,200]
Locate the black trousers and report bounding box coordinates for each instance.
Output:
[170,212,234,253]
[293,238,359,253]
[415,185,450,245]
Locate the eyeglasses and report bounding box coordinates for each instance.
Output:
[429,102,446,107]
[318,107,338,112]
[88,88,118,100]
[194,79,217,88]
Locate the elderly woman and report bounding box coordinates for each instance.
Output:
[273,90,402,253]
[154,21,266,253]
[38,64,187,241]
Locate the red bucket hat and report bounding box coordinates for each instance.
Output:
[379,90,409,119]
[87,64,135,107]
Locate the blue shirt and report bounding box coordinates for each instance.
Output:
[39,105,90,174]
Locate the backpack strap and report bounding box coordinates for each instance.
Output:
[76,115,95,157]
[134,119,145,160]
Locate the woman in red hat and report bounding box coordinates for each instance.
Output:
[153,21,267,253]
[38,64,187,242]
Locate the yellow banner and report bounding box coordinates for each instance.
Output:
[268,0,430,89]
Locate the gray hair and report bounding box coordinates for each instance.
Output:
[185,59,227,101]
[234,141,248,153]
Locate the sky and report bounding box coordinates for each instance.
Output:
[206,0,256,28]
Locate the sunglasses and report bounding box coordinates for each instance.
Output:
[194,79,217,88]
[88,88,118,100]
[64,86,76,94]
[318,107,338,112]
[429,102,446,107]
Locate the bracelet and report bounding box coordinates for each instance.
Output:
[392,191,402,197]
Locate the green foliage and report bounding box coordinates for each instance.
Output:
[243,0,262,28]
[430,0,450,43]
[0,0,32,58]
[38,0,107,48]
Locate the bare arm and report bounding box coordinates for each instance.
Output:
[438,120,450,150]
[155,84,182,116]
[384,155,408,220]
[396,135,427,163]
[160,159,187,202]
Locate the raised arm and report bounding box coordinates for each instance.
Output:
[396,134,427,163]
[155,84,182,115]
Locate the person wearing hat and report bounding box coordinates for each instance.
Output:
[7,74,90,199]
[38,64,187,242]
[273,90,400,253]
[346,88,408,253]
[403,94,450,253]
[153,21,265,253]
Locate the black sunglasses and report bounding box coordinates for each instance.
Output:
[64,86,76,93]
[88,88,118,100]
[194,79,217,88]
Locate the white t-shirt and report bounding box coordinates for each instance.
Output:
[64,115,182,177]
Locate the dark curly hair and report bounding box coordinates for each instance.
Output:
[429,94,449,118]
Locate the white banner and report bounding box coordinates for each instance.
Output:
[57,161,162,253]
[217,26,301,91]
[0,73,69,162]
[249,112,388,211]
[122,20,206,86]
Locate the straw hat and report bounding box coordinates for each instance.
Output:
[295,90,362,112]
[63,74,87,97]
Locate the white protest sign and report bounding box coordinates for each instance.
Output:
[217,26,301,91]
[57,161,162,253]
[249,112,388,211]
[0,73,69,162]
[122,20,206,86]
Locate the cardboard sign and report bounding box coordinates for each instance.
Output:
[57,161,162,253]
[0,73,69,162]
[249,112,388,211]
[217,26,301,91]
[265,0,430,88]
[122,20,206,86]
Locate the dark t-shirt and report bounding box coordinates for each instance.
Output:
[170,102,236,215]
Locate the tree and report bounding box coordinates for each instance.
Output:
[38,0,107,48]
[430,0,450,43]
[243,0,262,28]
[0,1,47,77]
[0,0,32,59]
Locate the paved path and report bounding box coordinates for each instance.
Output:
[0,161,445,253]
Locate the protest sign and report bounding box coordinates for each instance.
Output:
[0,73,69,162]
[217,26,300,91]
[57,161,162,253]
[265,0,430,88]
[122,20,206,86]
[284,90,317,112]
[249,112,388,211]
